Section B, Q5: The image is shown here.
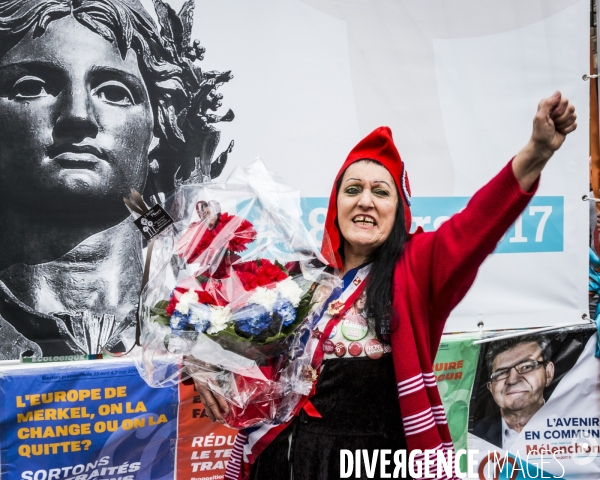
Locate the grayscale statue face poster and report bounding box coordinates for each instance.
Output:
[0,0,234,360]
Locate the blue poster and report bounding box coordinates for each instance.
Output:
[0,361,177,480]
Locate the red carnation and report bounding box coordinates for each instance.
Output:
[235,271,258,291]
[195,290,218,306]
[255,260,288,287]
[232,261,259,290]
[166,296,178,316]
[223,214,257,253]
[210,213,256,254]
[231,259,288,291]
[165,286,192,315]
[177,222,216,264]
[178,213,256,265]
[212,260,230,280]
[232,260,259,277]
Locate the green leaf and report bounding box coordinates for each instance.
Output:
[274,260,289,275]
[294,288,316,325]
[150,300,170,316]
[153,314,171,326]
[217,324,244,339]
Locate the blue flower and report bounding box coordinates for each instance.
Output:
[274,299,296,327]
[234,305,272,336]
[170,310,192,330]
[188,304,212,334]
[193,319,211,333]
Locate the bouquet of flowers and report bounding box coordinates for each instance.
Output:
[132,160,335,428]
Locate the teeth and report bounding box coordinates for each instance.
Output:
[353,216,375,225]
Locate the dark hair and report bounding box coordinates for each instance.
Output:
[0,0,234,201]
[335,159,408,341]
[485,334,553,374]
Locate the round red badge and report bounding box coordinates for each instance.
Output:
[322,339,335,354]
[364,339,384,360]
[334,342,346,357]
[348,341,363,356]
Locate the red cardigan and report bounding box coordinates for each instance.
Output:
[389,159,537,475]
[226,160,536,480]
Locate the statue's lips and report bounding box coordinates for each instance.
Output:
[48,145,109,169]
[54,153,102,169]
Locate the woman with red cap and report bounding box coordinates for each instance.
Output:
[207,92,577,480]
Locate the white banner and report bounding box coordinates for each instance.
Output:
[154,0,590,331]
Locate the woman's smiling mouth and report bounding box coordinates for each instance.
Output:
[353,215,376,226]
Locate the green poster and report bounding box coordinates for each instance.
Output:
[434,333,480,471]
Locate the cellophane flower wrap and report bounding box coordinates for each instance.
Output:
[133,160,334,429]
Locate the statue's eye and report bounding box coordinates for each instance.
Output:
[11,76,49,99]
[92,81,134,106]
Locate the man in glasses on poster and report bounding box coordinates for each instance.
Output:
[472,335,555,450]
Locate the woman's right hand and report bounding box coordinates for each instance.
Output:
[512,91,577,191]
[192,377,230,423]
[186,360,231,423]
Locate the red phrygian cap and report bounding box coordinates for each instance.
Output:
[320,126,412,270]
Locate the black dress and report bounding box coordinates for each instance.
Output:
[249,354,408,480]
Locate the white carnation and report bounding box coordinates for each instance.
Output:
[175,290,199,315]
[248,287,279,312]
[188,304,212,324]
[207,306,232,334]
[275,277,303,307]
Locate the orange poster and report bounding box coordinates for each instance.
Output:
[177,380,238,480]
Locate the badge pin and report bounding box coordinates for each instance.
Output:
[341,315,368,341]
[328,325,337,339]
[334,342,346,357]
[348,341,363,356]
[365,339,384,360]
[322,339,335,354]
[353,277,361,286]
[326,300,344,316]
[303,365,318,383]
[311,327,322,339]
